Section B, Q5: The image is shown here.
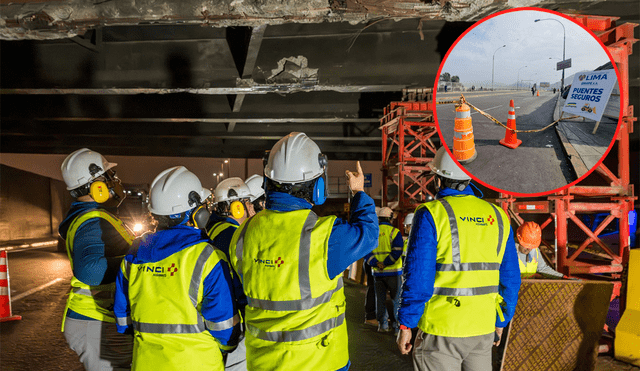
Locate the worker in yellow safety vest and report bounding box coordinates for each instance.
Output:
[229,132,378,371]
[58,148,134,371]
[113,166,241,371]
[364,206,405,333]
[396,147,521,370]
[206,176,253,371]
[516,222,565,279]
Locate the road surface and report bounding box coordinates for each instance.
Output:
[2,245,636,371]
[436,90,576,194]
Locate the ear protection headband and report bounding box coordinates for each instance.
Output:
[230,201,245,219]
[312,153,329,205]
[188,191,211,230]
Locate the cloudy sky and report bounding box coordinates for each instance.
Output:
[440,10,612,88]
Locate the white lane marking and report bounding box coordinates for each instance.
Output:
[12,278,64,302]
[1,240,58,253]
[470,105,503,115]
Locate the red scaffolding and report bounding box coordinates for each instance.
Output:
[381,89,438,222]
[498,16,637,313]
[381,17,637,313]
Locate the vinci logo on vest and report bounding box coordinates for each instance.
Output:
[254,257,285,268]
[138,263,179,277]
[459,216,489,226]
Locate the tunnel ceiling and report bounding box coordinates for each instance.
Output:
[1,0,638,160]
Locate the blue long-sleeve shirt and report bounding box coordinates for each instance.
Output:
[364,221,404,276]
[265,190,379,279]
[58,201,132,320]
[398,186,521,329]
[205,213,249,313]
[113,225,240,349]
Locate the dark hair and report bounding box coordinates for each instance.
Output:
[265,178,316,203]
[153,213,186,230]
[252,195,266,213]
[378,217,392,223]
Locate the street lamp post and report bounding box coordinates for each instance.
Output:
[517,66,528,91]
[535,18,566,91]
[492,44,506,91]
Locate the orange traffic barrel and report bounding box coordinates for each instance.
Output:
[536,90,540,97]
[453,102,477,164]
[499,99,522,149]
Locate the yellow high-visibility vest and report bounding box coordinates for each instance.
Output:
[119,241,237,371]
[62,209,134,330]
[417,196,510,337]
[518,246,539,278]
[230,209,348,371]
[371,224,403,274]
[207,220,237,241]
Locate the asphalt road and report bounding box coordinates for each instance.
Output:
[1,245,636,370]
[436,90,576,195]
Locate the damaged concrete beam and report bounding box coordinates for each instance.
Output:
[0,0,483,40]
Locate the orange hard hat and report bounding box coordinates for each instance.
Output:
[517,222,541,249]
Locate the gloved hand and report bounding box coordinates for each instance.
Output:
[346,161,365,196]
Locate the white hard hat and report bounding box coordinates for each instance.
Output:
[375,206,381,216]
[61,148,117,190]
[264,132,326,183]
[429,147,471,181]
[148,166,210,216]
[403,213,414,226]
[245,174,265,202]
[214,177,252,204]
[379,207,393,218]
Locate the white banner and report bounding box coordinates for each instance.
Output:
[562,69,617,122]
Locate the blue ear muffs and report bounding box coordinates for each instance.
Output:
[312,177,326,205]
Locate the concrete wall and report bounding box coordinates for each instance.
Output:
[0,164,71,242]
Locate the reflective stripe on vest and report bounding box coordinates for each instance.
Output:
[247,313,345,342]
[208,221,236,241]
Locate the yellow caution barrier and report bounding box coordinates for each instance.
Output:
[615,249,640,366]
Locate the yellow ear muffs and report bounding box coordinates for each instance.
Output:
[230,201,245,219]
[90,181,110,203]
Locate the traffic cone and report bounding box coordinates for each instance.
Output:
[452,101,477,164]
[499,100,522,149]
[537,90,540,97]
[0,250,22,322]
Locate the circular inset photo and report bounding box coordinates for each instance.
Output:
[434,8,621,196]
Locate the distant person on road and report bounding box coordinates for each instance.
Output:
[531,86,535,96]
[444,85,448,92]
[59,148,134,371]
[396,147,521,371]
[114,166,241,371]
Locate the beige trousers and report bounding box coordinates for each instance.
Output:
[412,330,494,371]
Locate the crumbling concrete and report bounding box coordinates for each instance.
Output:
[0,0,485,40]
